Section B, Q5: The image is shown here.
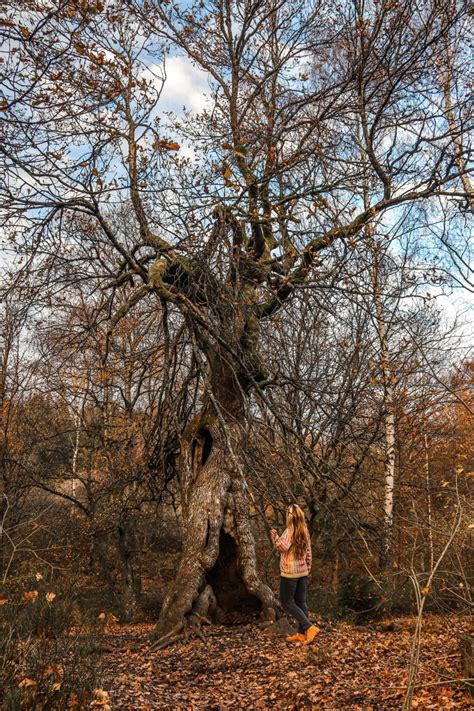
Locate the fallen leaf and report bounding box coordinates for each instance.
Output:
[22,590,38,604]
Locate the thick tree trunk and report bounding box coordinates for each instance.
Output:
[153,378,276,639]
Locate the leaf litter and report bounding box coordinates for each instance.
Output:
[98,614,472,709]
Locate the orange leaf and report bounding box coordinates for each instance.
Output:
[22,590,38,604]
[157,140,180,151]
[90,689,111,709]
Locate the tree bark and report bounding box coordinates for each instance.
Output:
[153,360,276,640]
[116,520,141,622]
[460,633,474,696]
[368,239,396,571]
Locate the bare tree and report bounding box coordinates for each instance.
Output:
[1,0,472,641]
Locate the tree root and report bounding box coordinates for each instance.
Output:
[149,585,215,652]
[149,621,185,651]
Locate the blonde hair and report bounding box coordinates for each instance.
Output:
[286,504,310,557]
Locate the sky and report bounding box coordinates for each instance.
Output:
[157,56,210,114]
[152,55,474,344]
[1,44,472,349]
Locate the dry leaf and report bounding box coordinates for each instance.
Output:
[156,140,180,151]
[22,590,38,604]
[90,688,111,709]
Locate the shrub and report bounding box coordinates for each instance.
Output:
[307,587,343,620]
[338,572,416,620]
[338,573,385,620]
[0,574,102,710]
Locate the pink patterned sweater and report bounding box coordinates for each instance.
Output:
[274,528,312,578]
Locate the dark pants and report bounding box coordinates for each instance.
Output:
[280,575,311,632]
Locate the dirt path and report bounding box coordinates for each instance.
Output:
[98,615,472,709]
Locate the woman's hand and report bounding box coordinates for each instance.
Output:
[270,529,278,541]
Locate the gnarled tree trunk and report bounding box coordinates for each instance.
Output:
[153,359,276,640]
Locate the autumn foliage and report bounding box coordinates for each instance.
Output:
[1,0,473,707]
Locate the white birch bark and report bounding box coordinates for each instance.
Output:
[369,240,396,570]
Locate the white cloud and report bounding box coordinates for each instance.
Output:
[158,56,210,114]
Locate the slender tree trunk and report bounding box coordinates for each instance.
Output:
[436,27,474,210]
[380,375,396,570]
[424,432,435,571]
[360,135,397,570]
[90,533,114,589]
[116,520,141,622]
[369,241,396,570]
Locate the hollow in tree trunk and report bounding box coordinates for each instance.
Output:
[153,364,276,640]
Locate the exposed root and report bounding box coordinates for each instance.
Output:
[149,584,216,651]
[149,621,185,651]
[149,616,210,651]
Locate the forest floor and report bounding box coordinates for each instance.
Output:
[96,613,473,709]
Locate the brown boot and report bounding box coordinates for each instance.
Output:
[304,625,320,644]
[286,632,306,642]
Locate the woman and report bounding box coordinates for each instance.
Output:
[271,504,319,644]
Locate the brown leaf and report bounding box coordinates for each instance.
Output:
[22,590,38,604]
[90,688,111,709]
[156,140,180,151]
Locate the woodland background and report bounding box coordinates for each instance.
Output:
[1,0,473,708]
